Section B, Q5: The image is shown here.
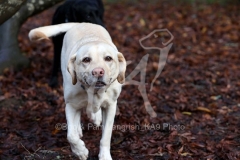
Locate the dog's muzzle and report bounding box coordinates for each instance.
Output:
[92,67,106,89]
[95,80,106,88]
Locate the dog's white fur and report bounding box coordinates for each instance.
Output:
[29,23,126,160]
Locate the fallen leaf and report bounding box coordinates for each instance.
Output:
[196,107,212,113]
[182,111,192,115]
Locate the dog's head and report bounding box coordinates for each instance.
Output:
[67,0,104,27]
[67,42,126,89]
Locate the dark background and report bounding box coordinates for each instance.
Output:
[0,0,240,159]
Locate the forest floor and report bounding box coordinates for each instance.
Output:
[0,0,240,159]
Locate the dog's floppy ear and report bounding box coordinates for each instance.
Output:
[117,52,126,84]
[67,54,77,85]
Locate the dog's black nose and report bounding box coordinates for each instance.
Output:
[92,67,104,77]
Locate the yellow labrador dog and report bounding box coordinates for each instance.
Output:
[29,23,126,160]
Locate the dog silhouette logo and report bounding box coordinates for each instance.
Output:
[139,29,174,91]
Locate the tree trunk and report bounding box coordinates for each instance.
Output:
[0,0,63,73]
[0,0,27,25]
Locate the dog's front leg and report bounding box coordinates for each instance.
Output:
[65,103,88,160]
[98,102,117,160]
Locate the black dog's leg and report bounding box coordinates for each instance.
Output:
[49,33,65,87]
[50,4,66,88]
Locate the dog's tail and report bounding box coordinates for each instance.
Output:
[29,23,78,41]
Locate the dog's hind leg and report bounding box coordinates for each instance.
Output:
[86,90,102,126]
[65,103,88,160]
[86,105,102,127]
[94,109,102,126]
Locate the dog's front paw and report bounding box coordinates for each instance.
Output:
[76,147,88,160]
[69,139,89,160]
[72,145,88,160]
[99,147,112,160]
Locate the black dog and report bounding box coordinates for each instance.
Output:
[50,0,104,87]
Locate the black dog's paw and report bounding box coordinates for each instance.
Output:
[49,76,58,88]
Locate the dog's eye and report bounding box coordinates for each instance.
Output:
[105,56,113,62]
[82,57,91,63]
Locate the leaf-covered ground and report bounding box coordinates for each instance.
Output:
[0,1,240,159]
